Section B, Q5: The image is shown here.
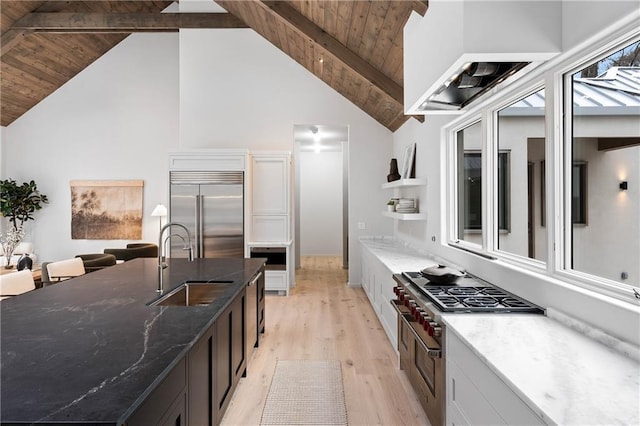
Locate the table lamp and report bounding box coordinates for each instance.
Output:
[151,204,167,232]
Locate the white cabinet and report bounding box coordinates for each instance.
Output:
[251,154,290,215]
[248,152,293,295]
[359,243,399,347]
[382,178,427,221]
[250,153,291,242]
[248,242,292,296]
[446,330,545,426]
[169,150,247,171]
[251,216,289,242]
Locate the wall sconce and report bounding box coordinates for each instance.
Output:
[619,181,628,191]
[151,203,167,232]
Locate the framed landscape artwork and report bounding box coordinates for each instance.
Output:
[70,180,144,240]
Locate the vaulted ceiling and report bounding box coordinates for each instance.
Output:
[1,1,428,130]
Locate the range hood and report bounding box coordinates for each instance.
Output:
[404,1,562,114]
[418,61,531,111]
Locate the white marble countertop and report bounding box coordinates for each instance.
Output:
[359,237,440,272]
[443,314,640,425]
[359,237,640,426]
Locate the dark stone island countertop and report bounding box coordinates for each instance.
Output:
[0,257,265,425]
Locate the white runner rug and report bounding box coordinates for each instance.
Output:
[260,359,348,425]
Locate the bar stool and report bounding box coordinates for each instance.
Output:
[45,258,86,284]
[0,270,36,300]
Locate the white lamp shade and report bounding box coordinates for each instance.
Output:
[151,204,167,217]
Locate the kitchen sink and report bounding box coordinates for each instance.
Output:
[149,280,234,307]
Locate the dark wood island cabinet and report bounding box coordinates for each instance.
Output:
[0,258,265,426]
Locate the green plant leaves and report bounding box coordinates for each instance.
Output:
[0,179,49,230]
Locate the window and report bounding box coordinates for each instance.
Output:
[566,39,639,284]
[455,121,483,246]
[463,151,510,231]
[462,152,482,230]
[571,162,587,225]
[447,30,639,301]
[496,87,546,261]
[496,151,510,231]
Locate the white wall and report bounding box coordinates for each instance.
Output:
[391,115,455,250]
[561,0,640,52]
[299,150,343,256]
[0,126,6,181]
[4,33,180,261]
[4,27,392,285]
[179,29,393,284]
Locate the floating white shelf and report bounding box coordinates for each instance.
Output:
[382,211,427,220]
[381,178,426,190]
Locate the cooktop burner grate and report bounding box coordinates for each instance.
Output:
[401,273,544,313]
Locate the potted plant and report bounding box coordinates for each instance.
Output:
[386,199,396,212]
[0,179,48,268]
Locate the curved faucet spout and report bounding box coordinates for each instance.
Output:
[157,222,195,294]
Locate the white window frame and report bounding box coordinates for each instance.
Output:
[445,18,640,303]
[555,30,640,301]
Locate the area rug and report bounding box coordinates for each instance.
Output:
[260,359,348,425]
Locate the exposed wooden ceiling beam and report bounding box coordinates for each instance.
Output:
[254,0,404,107]
[388,111,425,132]
[9,12,248,33]
[0,30,31,57]
[411,1,430,17]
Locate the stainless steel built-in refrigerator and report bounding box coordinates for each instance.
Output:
[169,171,244,258]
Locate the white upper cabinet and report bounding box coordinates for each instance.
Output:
[249,152,292,244]
[168,150,248,171]
[251,153,290,215]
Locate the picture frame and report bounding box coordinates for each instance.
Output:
[70,180,144,240]
[401,143,416,179]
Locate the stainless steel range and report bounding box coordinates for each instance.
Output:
[391,270,543,426]
[401,271,544,314]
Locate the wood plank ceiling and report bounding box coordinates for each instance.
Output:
[1,1,428,131]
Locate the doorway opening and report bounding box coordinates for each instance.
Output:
[293,125,349,272]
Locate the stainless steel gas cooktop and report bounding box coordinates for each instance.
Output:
[402,272,544,314]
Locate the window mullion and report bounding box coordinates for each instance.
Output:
[483,110,496,252]
[561,71,574,274]
[545,71,561,275]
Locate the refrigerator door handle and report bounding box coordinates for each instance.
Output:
[198,194,205,257]
[194,194,200,258]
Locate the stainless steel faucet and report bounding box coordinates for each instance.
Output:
[157,222,194,294]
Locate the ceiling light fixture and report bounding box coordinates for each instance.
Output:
[311,126,321,143]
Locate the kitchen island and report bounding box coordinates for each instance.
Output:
[0,257,265,425]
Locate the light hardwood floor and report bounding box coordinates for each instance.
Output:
[221,256,431,426]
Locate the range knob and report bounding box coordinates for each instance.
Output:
[427,321,438,336]
[420,313,432,326]
[432,326,442,337]
[410,303,418,316]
